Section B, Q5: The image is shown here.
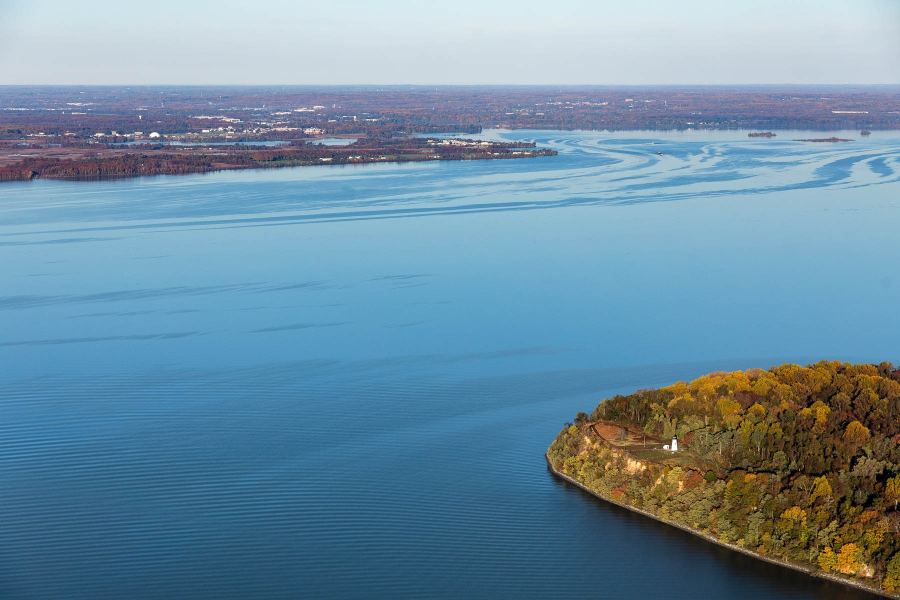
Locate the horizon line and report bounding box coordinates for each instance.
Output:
[2,83,900,89]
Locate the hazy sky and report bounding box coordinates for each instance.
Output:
[1,0,898,84]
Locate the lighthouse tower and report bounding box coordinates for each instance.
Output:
[671,435,678,452]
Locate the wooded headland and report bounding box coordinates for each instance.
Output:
[548,361,900,597]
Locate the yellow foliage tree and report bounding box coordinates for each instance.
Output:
[717,398,742,430]
[843,420,871,447]
[725,372,752,393]
[799,400,831,434]
[747,402,767,423]
[781,506,807,526]
[809,476,833,506]
[818,547,837,572]
[836,543,862,575]
[751,377,772,397]
[886,476,900,510]
[663,381,688,397]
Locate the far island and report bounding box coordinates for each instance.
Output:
[548,361,900,598]
[795,137,854,143]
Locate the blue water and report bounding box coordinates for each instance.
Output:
[1,129,899,599]
[315,137,358,146]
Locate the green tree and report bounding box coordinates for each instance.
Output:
[884,553,900,592]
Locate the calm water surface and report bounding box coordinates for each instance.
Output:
[1,130,899,598]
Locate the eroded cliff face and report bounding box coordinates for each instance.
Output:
[549,425,664,504]
[624,455,648,476]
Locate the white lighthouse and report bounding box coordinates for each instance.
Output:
[671,435,678,452]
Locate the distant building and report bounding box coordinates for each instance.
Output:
[149,132,161,139]
[671,435,678,452]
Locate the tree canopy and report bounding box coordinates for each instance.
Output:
[548,361,900,594]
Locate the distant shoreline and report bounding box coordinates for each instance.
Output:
[0,138,556,183]
[545,455,892,599]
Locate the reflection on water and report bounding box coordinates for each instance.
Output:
[0,130,898,599]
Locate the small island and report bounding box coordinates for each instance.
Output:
[862,130,872,136]
[748,131,777,137]
[795,137,854,143]
[547,361,900,597]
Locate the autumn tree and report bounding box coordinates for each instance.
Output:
[886,476,900,511]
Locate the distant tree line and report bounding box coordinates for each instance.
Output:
[0,139,554,182]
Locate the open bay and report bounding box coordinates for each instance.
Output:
[1,129,899,598]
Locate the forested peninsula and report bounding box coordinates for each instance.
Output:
[547,361,900,597]
[0,138,554,182]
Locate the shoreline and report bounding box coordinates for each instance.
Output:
[0,145,556,183]
[545,454,894,599]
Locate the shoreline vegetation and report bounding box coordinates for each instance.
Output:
[0,138,556,182]
[547,362,900,598]
[545,457,893,598]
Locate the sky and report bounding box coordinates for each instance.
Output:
[0,0,898,85]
